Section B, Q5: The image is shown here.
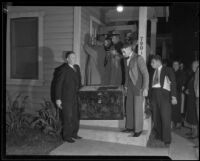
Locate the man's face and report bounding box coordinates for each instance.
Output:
[173,62,180,71]
[104,39,111,47]
[112,35,119,44]
[67,53,76,65]
[121,46,132,58]
[179,63,183,69]
[151,59,159,69]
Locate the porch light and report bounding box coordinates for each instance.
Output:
[117,5,123,12]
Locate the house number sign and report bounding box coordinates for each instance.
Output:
[139,36,144,56]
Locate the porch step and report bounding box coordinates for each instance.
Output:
[79,117,151,147]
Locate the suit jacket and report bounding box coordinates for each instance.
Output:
[51,63,81,104]
[174,69,186,92]
[149,66,177,99]
[126,54,149,91]
[194,67,199,97]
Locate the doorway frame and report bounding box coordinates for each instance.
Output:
[89,15,104,38]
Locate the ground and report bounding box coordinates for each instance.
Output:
[6,126,198,160]
[6,127,63,155]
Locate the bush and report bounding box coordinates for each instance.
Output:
[31,98,62,137]
[6,91,33,134]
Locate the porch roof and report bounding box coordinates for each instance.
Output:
[97,7,169,23]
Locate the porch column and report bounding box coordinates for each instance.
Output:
[138,7,147,121]
[138,7,147,62]
[150,18,157,55]
[73,7,81,65]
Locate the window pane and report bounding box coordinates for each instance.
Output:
[11,47,38,79]
[11,18,38,47]
[10,17,38,79]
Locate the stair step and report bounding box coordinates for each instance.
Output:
[80,117,151,130]
[79,117,152,147]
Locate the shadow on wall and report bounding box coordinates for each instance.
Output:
[6,47,60,115]
[43,47,62,109]
[30,46,58,114]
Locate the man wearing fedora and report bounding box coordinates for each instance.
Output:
[110,30,125,85]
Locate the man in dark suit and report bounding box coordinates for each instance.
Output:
[172,60,186,129]
[121,43,149,137]
[111,31,125,85]
[149,55,177,147]
[53,51,82,143]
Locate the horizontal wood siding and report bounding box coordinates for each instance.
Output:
[6,6,74,113]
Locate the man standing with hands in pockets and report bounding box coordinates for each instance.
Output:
[54,51,82,143]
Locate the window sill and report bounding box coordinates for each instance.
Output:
[6,79,44,86]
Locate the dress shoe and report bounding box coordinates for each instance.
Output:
[175,123,182,129]
[193,145,199,148]
[185,132,193,136]
[121,129,133,133]
[72,135,82,139]
[132,131,142,137]
[164,143,170,148]
[63,138,75,143]
[187,136,198,139]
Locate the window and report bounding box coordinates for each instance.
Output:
[11,17,38,79]
[7,11,44,85]
[89,16,103,44]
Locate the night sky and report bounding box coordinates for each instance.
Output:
[169,3,199,67]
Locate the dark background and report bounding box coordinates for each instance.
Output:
[157,3,199,68]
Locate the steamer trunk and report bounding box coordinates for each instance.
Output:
[78,86,125,120]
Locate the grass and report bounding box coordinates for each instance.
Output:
[6,127,63,155]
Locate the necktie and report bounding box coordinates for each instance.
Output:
[153,68,159,86]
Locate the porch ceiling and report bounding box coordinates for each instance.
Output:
[96,6,169,22]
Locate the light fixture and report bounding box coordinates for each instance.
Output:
[116,5,123,12]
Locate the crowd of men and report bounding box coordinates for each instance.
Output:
[51,30,199,158]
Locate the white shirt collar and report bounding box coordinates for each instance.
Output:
[127,52,134,66]
[68,63,74,69]
[158,65,162,71]
[129,51,134,59]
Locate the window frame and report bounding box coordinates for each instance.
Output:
[89,16,104,38]
[6,11,44,86]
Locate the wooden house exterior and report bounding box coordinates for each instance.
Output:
[6,6,102,114]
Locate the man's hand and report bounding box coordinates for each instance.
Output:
[56,99,62,109]
[143,89,148,97]
[185,89,189,95]
[123,86,128,96]
[171,96,177,105]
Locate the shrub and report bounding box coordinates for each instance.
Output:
[31,98,62,137]
[6,91,33,134]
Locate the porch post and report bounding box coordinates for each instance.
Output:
[138,7,147,62]
[150,18,157,55]
[138,7,148,121]
[73,7,81,65]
